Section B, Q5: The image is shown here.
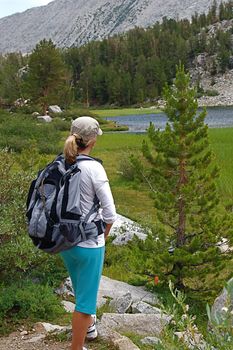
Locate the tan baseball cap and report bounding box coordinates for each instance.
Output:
[71,116,103,138]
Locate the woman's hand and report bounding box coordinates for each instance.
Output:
[104,223,113,239]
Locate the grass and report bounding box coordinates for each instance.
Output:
[93,107,161,117]
[92,133,156,223]
[90,129,233,222]
[209,128,233,203]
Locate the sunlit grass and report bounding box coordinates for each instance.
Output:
[209,128,233,203]
[93,107,161,117]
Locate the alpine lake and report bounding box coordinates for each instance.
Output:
[104,106,233,133]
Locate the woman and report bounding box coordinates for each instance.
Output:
[60,116,117,350]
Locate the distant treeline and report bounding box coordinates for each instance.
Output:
[0,1,232,107]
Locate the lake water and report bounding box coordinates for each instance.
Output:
[106,107,233,133]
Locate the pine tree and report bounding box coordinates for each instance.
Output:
[136,65,232,293]
[207,0,218,24]
[26,39,70,113]
[0,53,25,103]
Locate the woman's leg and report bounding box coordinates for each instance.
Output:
[71,311,91,350]
[60,246,105,349]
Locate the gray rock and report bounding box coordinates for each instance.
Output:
[194,68,233,107]
[97,276,159,308]
[56,275,159,309]
[98,324,140,349]
[132,301,164,315]
[110,214,148,246]
[210,278,233,327]
[61,300,75,313]
[100,313,171,336]
[109,292,133,313]
[34,322,70,334]
[25,334,46,343]
[55,277,74,297]
[141,336,161,345]
[48,105,62,113]
[37,115,52,123]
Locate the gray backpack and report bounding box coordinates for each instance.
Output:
[26,154,105,254]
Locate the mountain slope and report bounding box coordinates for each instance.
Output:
[0,0,227,53]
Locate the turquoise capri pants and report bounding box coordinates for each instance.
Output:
[60,245,105,315]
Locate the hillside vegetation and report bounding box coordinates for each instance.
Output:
[0,1,232,109]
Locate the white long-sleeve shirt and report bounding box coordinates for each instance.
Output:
[77,158,117,248]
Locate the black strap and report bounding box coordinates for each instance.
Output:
[94,220,107,235]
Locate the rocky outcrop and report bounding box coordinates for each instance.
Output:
[197,70,233,107]
[99,275,159,307]
[56,275,159,308]
[100,313,170,336]
[188,18,233,107]
[56,275,169,349]
[132,300,164,315]
[61,300,75,313]
[0,0,228,54]
[109,292,133,314]
[97,325,140,350]
[110,214,148,245]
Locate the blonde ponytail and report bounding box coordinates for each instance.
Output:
[63,135,78,164]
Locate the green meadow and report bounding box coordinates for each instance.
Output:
[0,108,232,224]
[92,107,161,117]
[209,128,233,203]
[92,128,233,222]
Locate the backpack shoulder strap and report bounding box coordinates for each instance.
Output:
[35,155,65,189]
[74,155,102,223]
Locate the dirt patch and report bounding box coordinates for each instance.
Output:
[0,331,70,350]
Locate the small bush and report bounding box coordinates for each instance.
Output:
[205,89,219,97]
[0,149,66,285]
[56,108,110,128]
[118,155,136,181]
[0,110,62,154]
[52,118,70,131]
[0,281,64,335]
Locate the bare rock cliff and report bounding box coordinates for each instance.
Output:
[0,0,227,53]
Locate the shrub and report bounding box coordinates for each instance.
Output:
[55,107,109,128]
[205,89,219,96]
[52,117,70,131]
[0,281,64,335]
[0,149,66,285]
[0,110,62,154]
[118,155,136,181]
[57,108,99,121]
[156,281,233,350]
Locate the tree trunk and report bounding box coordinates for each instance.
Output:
[177,156,187,247]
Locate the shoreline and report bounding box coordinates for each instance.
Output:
[96,104,233,118]
[198,100,233,108]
